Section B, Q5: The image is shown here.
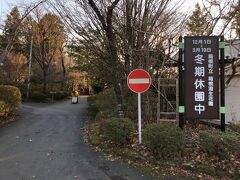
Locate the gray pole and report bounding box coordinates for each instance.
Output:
[138,93,142,144]
[26,36,33,100]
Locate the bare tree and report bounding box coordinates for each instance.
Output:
[200,0,237,35]
[87,0,123,105]
[31,11,65,92]
[47,0,187,121]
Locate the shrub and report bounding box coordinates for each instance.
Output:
[31,91,48,102]
[94,88,117,112]
[199,130,240,159]
[0,85,21,109]
[87,95,99,118]
[143,123,185,160]
[30,84,43,92]
[87,89,117,119]
[89,122,102,146]
[18,85,27,100]
[101,117,134,146]
[63,91,70,98]
[53,91,67,100]
[0,101,10,117]
[228,123,240,134]
[87,95,97,104]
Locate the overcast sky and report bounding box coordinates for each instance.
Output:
[0,0,202,24]
[0,0,27,20]
[0,0,201,15]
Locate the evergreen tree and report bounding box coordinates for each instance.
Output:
[186,3,209,35]
[1,6,23,53]
[0,7,28,85]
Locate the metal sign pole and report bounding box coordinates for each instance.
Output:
[138,93,142,144]
[220,36,225,131]
[178,36,184,129]
[127,69,151,144]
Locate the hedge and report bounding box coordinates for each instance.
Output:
[101,117,134,146]
[0,101,10,117]
[0,85,21,109]
[199,130,240,159]
[31,91,48,102]
[143,123,185,160]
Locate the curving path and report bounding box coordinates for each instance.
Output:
[0,96,156,180]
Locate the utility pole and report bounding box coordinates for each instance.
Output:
[26,36,33,100]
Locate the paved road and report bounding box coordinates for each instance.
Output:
[0,96,156,180]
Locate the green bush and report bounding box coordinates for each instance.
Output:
[87,95,99,118]
[228,123,240,134]
[0,101,10,117]
[53,91,67,100]
[31,91,48,102]
[101,117,134,146]
[0,85,22,109]
[87,89,117,119]
[94,88,117,112]
[199,130,240,159]
[18,85,27,100]
[29,84,43,92]
[63,91,70,98]
[143,123,185,160]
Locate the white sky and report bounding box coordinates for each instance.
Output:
[0,0,29,21]
[183,0,202,10]
[0,0,201,20]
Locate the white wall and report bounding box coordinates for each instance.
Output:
[226,77,240,124]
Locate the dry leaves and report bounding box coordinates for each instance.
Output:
[84,122,240,179]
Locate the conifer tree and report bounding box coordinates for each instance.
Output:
[1,6,23,53]
[186,3,209,35]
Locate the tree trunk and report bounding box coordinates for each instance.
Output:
[106,1,122,105]
[106,29,123,105]
[124,0,133,74]
[88,0,122,105]
[43,68,47,93]
[60,53,66,90]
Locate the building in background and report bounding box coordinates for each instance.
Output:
[225,39,240,124]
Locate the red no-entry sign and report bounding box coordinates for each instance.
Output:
[127,69,151,93]
[127,69,151,145]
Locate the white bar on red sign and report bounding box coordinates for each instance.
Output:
[129,78,150,84]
